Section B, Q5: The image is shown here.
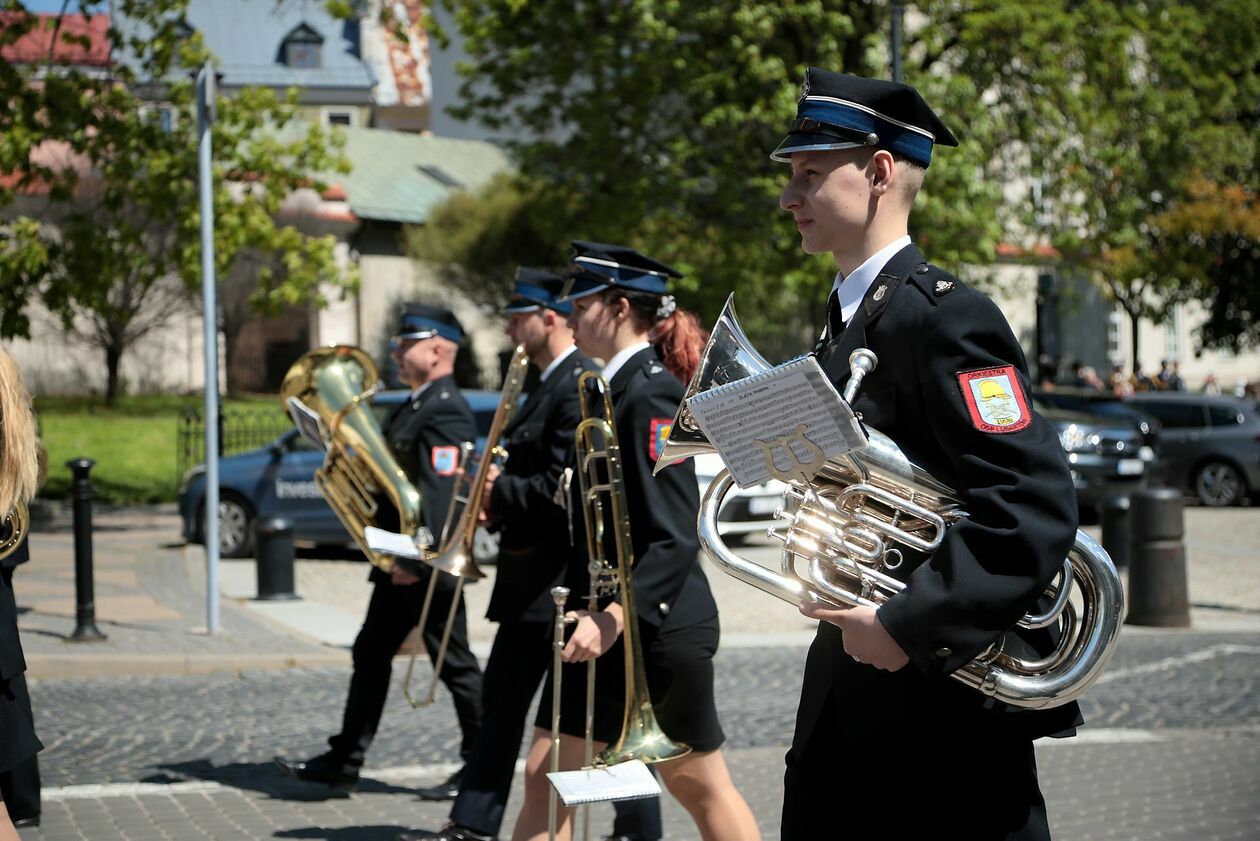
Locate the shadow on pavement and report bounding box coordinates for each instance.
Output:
[149,759,419,801]
[274,827,417,840]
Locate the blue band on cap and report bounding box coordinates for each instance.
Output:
[788,99,934,166]
[397,315,462,342]
[572,257,670,295]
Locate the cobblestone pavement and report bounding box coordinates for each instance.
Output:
[11,505,1260,839]
[20,629,1260,840]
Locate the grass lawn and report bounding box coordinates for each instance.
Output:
[36,394,283,505]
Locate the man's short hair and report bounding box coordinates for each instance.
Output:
[892,154,926,203]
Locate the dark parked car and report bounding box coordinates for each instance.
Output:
[1034,400,1156,512]
[1124,392,1260,507]
[180,389,501,557]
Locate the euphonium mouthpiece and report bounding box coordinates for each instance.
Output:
[843,348,879,404]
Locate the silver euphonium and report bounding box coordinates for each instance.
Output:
[655,295,1124,710]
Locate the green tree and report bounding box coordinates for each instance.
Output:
[1151,179,1260,352]
[419,0,1005,358]
[418,0,1256,359]
[1,1,352,401]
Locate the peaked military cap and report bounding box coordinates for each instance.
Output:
[504,267,572,315]
[560,240,683,301]
[394,302,464,343]
[771,67,959,167]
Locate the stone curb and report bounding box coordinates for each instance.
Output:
[25,651,351,681]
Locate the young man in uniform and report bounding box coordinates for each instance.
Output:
[276,304,484,797]
[405,270,662,841]
[774,68,1083,840]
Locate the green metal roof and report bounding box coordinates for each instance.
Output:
[334,126,511,224]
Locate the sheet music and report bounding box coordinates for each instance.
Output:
[285,397,328,451]
[686,355,866,488]
[364,526,424,559]
[547,759,661,806]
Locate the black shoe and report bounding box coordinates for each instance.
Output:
[12,814,40,828]
[414,768,463,801]
[397,823,497,841]
[273,752,358,790]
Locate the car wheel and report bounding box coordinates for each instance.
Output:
[1194,461,1244,507]
[206,494,255,557]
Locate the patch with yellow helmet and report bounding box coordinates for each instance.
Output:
[957,366,1031,433]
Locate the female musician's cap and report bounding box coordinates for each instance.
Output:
[505,267,572,315]
[771,67,958,166]
[395,303,464,342]
[560,240,683,301]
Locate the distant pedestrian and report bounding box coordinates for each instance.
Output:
[1203,373,1222,395]
[1129,362,1154,392]
[1110,365,1134,396]
[1079,366,1106,392]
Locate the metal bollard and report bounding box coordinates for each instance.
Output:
[1125,487,1190,628]
[67,458,107,642]
[1100,495,1130,570]
[254,517,299,600]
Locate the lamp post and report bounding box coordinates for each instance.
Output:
[196,60,221,634]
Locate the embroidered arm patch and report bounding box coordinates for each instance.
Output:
[648,418,672,462]
[431,445,460,476]
[957,366,1031,433]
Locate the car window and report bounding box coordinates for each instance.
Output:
[1132,401,1207,429]
[1207,405,1245,427]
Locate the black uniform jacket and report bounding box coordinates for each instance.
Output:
[806,243,1083,743]
[0,538,28,680]
[485,348,598,624]
[592,346,718,633]
[373,374,477,584]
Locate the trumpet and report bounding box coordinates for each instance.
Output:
[660,296,1124,710]
[403,344,532,707]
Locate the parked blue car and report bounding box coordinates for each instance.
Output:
[179,389,502,557]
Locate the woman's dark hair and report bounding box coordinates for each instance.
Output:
[600,288,708,384]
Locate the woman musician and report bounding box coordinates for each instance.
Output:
[0,345,42,841]
[509,242,760,841]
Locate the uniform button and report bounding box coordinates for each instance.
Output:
[916,264,930,274]
[934,647,952,658]
[658,602,670,615]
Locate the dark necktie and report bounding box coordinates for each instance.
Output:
[826,288,845,342]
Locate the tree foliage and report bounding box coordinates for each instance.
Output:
[1,0,352,400]
[419,0,1257,358]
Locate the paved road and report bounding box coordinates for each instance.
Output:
[23,629,1260,840]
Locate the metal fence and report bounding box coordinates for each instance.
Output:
[176,406,293,484]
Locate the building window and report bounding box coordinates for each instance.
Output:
[282,23,324,68]
[321,108,355,127]
[1106,309,1124,365]
[287,41,321,67]
[1164,303,1182,361]
[156,107,174,133]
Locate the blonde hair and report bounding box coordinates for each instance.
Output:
[0,345,39,518]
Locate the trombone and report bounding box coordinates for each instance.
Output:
[548,372,689,840]
[402,345,532,707]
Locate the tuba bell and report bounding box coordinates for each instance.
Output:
[659,295,1124,710]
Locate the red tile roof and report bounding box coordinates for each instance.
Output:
[0,12,111,67]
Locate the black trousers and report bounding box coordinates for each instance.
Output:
[328,572,483,767]
[449,620,662,840]
[0,750,39,823]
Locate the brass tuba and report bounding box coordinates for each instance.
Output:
[280,345,430,573]
[659,296,1124,711]
[401,344,531,707]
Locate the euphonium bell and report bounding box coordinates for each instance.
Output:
[660,295,1124,710]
